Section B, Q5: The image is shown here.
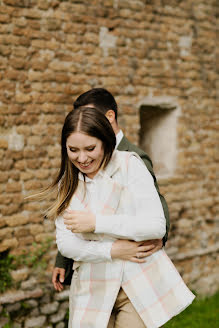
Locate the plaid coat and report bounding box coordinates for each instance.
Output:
[56,151,195,328]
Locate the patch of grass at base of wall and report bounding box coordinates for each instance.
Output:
[165,292,219,327]
[0,238,53,293]
[0,251,14,293]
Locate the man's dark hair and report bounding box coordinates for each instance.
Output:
[73,88,118,120]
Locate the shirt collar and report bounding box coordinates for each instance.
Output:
[116,130,123,149]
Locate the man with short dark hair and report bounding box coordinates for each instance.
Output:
[52,88,170,291]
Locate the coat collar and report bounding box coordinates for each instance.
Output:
[117,135,130,151]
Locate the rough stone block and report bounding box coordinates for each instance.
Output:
[21,277,37,290]
[0,237,18,250]
[0,139,8,149]
[0,288,43,305]
[24,316,46,328]
[0,227,13,241]
[40,301,59,315]
[56,322,65,328]
[5,302,21,313]
[49,309,66,324]
[54,290,69,301]
[5,215,29,227]
[15,92,31,103]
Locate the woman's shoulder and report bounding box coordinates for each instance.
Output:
[113,150,144,171]
[114,149,142,162]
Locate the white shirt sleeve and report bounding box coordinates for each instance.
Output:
[55,216,113,263]
[95,155,166,241]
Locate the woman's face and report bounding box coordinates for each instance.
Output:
[66,132,104,179]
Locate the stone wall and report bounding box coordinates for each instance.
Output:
[0,0,218,327]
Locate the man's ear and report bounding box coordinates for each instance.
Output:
[105,110,115,124]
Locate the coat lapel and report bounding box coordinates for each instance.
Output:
[117,136,130,151]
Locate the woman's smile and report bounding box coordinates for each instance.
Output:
[66,132,104,179]
[78,160,93,169]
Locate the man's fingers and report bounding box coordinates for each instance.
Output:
[56,281,64,291]
[138,245,155,252]
[52,268,59,284]
[59,268,65,283]
[52,268,65,291]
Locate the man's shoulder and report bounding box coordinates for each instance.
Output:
[118,136,153,166]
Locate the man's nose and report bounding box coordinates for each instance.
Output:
[78,152,87,163]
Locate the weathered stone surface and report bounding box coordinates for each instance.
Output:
[24,316,46,328]
[54,290,69,301]
[40,301,59,314]
[24,299,38,308]
[11,268,29,282]
[55,322,65,328]
[29,308,39,317]
[0,289,43,304]
[59,300,69,311]
[5,302,21,313]
[5,215,29,227]
[21,277,37,290]
[49,309,66,323]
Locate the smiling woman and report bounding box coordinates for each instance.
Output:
[32,106,195,328]
[36,106,116,222]
[66,132,104,179]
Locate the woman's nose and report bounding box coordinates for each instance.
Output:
[78,152,87,163]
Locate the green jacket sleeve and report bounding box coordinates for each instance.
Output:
[138,152,170,245]
[55,251,73,285]
[55,251,73,268]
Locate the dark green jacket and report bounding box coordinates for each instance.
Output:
[55,136,170,284]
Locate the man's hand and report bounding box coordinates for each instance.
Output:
[52,267,65,292]
[63,209,95,233]
[141,239,163,255]
[111,239,163,263]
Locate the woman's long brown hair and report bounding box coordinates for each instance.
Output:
[31,107,116,220]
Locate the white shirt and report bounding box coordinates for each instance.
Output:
[116,130,123,148]
[56,154,165,264]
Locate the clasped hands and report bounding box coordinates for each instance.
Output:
[63,209,96,233]
[63,209,163,264]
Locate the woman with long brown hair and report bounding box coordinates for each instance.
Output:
[44,107,194,327]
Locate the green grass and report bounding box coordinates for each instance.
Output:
[164,292,219,327]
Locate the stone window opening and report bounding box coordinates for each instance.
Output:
[139,98,180,178]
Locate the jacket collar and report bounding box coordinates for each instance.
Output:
[117,135,130,151]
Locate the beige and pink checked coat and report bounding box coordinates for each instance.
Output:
[56,151,195,328]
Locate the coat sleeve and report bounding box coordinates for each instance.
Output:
[140,152,170,245]
[55,216,113,263]
[95,155,166,241]
[55,250,73,269]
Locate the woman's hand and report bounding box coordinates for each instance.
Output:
[63,209,96,233]
[111,239,162,263]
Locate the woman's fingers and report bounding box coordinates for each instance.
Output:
[136,251,152,259]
